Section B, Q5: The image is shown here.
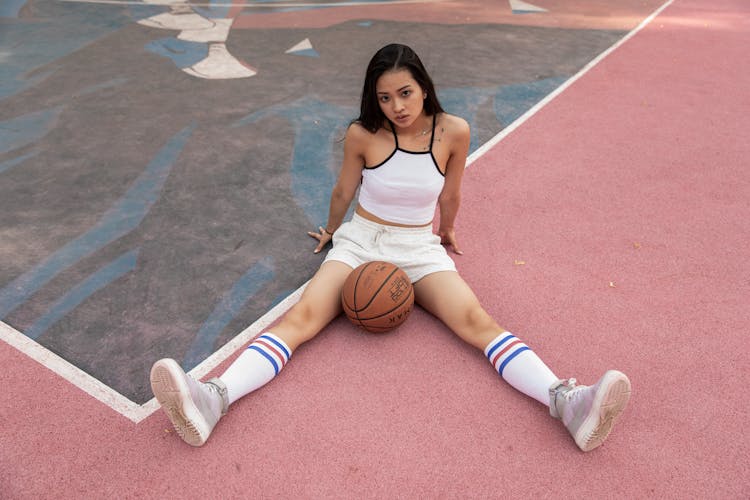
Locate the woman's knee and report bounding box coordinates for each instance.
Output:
[288,300,317,329]
[457,304,500,346]
[275,263,349,348]
[276,301,321,346]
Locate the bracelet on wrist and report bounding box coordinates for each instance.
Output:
[323,227,335,236]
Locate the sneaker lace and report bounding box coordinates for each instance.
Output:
[205,378,229,415]
[549,378,578,419]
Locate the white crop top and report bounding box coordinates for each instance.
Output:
[358,115,445,225]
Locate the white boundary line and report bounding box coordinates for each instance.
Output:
[466,0,675,167]
[2,0,674,424]
[182,282,307,382]
[0,320,159,422]
[0,283,306,423]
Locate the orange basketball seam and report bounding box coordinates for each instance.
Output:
[351,263,399,314]
[351,261,373,327]
[341,261,414,332]
[351,286,413,321]
[340,262,368,322]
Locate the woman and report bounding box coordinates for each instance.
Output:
[150,44,631,451]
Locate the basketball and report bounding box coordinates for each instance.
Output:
[341,261,414,333]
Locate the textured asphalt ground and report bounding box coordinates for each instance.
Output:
[1,0,748,497]
[0,0,655,402]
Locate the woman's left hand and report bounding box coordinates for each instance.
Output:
[439,228,464,255]
[308,226,333,254]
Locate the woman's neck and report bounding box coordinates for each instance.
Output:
[387,113,431,137]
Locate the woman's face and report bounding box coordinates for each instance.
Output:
[375,68,426,130]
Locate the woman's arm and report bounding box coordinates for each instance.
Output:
[309,123,367,253]
[437,116,471,255]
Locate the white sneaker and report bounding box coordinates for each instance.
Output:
[150,358,228,446]
[549,370,631,452]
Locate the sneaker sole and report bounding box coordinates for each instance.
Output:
[150,359,210,447]
[574,370,631,452]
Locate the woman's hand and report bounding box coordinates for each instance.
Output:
[439,227,464,255]
[308,226,333,254]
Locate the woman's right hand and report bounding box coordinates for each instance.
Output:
[308,226,333,254]
[438,227,464,255]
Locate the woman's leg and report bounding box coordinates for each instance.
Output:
[219,260,352,402]
[267,260,353,351]
[414,271,631,452]
[413,271,557,405]
[151,261,353,446]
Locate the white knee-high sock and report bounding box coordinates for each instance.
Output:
[219,333,292,405]
[484,331,558,406]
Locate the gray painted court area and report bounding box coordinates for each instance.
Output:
[1,0,633,403]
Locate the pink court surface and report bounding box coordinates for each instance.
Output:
[1,0,749,497]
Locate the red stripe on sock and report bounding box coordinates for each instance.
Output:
[255,339,286,367]
[491,339,523,368]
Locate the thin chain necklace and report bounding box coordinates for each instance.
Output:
[412,117,431,138]
[391,120,430,138]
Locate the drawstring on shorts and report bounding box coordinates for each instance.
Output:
[372,226,388,245]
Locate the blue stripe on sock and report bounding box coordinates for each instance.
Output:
[498,346,530,376]
[486,334,516,360]
[261,334,291,360]
[248,344,279,375]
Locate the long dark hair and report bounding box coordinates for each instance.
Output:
[356,44,444,133]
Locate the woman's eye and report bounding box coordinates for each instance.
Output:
[402,90,411,97]
[380,96,390,102]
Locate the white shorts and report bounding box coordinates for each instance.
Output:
[323,213,457,283]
